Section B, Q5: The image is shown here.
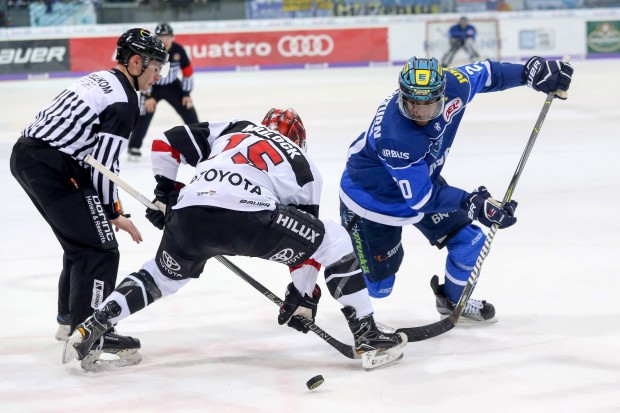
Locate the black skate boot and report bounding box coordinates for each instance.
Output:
[55,313,71,342]
[341,306,407,370]
[62,301,142,371]
[127,147,141,162]
[430,275,497,322]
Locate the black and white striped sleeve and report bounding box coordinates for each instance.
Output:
[90,101,137,218]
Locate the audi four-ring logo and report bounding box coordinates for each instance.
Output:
[277,35,334,57]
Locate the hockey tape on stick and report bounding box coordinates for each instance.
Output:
[84,154,358,359]
[397,60,568,342]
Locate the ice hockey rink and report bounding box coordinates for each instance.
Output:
[1,59,619,412]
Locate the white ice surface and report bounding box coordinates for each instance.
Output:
[1,60,619,413]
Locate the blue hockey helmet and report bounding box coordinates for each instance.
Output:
[398,57,446,122]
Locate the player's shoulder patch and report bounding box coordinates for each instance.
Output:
[443,97,464,122]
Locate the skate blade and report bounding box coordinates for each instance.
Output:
[439,313,498,324]
[61,341,78,364]
[362,332,407,371]
[80,349,143,372]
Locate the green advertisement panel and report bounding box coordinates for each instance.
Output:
[587,21,620,54]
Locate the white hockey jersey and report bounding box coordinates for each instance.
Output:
[151,120,323,215]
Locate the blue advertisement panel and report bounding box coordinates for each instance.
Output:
[245,0,439,18]
[246,0,332,19]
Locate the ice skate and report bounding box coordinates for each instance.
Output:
[341,306,407,370]
[430,275,497,323]
[62,301,142,371]
[55,313,71,342]
[127,147,141,162]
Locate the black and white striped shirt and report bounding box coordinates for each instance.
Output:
[21,68,139,217]
[154,42,194,93]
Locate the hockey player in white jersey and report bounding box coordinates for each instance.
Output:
[339,56,572,322]
[63,108,406,371]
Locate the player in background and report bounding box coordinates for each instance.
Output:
[10,29,169,359]
[339,56,572,322]
[441,16,480,67]
[127,23,199,160]
[63,108,407,371]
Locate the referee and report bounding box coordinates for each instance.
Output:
[128,23,199,160]
[10,29,168,357]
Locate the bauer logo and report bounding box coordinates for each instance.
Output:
[0,39,70,76]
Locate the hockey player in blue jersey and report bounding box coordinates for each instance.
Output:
[441,16,480,67]
[339,56,572,322]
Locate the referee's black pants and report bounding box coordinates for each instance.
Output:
[10,137,120,331]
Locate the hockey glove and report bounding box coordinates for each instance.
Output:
[523,56,573,99]
[145,175,185,230]
[465,186,518,229]
[277,282,321,333]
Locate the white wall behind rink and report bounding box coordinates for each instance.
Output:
[2,8,618,64]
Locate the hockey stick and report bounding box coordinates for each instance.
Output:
[213,255,359,359]
[396,68,568,342]
[83,154,358,360]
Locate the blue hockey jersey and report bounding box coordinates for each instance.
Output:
[339,60,525,226]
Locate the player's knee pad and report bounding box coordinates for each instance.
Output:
[324,253,367,300]
[364,274,395,298]
[446,224,486,270]
[115,270,163,314]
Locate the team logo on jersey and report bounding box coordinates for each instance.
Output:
[429,136,443,159]
[443,98,463,122]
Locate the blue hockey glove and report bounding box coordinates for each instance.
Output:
[465,186,518,229]
[523,56,573,99]
[277,282,321,333]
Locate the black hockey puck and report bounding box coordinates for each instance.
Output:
[306,375,324,390]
